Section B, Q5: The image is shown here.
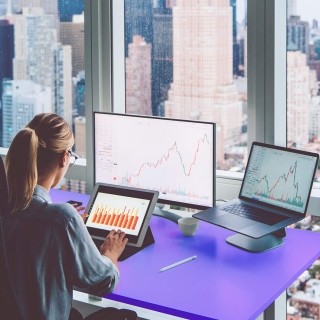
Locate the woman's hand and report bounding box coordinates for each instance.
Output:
[68,201,87,221]
[100,230,128,266]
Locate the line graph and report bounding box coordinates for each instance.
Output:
[241,145,317,213]
[254,161,304,208]
[95,114,215,207]
[122,133,210,185]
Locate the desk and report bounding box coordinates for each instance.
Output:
[51,189,320,320]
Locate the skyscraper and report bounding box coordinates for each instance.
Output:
[13,8,57,88]
[60,14,84,77]
[0,18,14,143]
[54,44,72,126]
[16,0,58,15]
[74,72,85,117]
[287,51,312,148]
[125,0,153,57]
[126,35,152,115]
[13,7,72,125]
[152,3,173,115]
[165,0,242,148]
[287,15,310,59]
[2,79,51,146]
[230,0,240,75]
[74,116,86,157]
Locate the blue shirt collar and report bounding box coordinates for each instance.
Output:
[33,185,52,204]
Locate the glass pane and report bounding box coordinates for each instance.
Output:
[0,0,86,157]
[287,3,320,318]
[287,0,320,183]
[124,0,248,172]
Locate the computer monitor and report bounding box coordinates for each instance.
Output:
[94,112,216,211]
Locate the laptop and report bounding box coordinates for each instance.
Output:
[193,142,319,239]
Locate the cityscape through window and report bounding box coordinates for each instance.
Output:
[0,0,85,157]
[124,0,248,172]
[287,1,320,319]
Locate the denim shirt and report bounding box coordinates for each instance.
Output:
[2,185,120,320]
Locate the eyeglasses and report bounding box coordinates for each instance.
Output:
[67,149,79,167]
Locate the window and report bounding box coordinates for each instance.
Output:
[0,0,85,157]
[123,0,248,173]
[287,0,320,184]
[287,1,320,318]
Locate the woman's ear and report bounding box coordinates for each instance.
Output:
[59,151,68,168]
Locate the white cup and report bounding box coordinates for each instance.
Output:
[178,217,199,236]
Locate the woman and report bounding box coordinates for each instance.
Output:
[2,113,128,319]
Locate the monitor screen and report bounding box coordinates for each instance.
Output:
[94,112,216,209]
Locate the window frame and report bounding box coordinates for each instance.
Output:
[1,0,319,222]
[86,0,320,225]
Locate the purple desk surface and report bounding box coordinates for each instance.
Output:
[50,189,320,320]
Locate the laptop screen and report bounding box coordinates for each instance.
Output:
[240,143,318,214]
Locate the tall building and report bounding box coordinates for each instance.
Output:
[165,0,242,150]
[310,96,320,141]
[13,8,57,88]
[74,116,86,157]
[74,72,85,117]
[152,3,173,115]
[2,79,51,146]
[60,14,84,77]
[0,18,14,144]
[54,44,72,126]
[125,0,153,57]
[287,15,310,59]
[13,7,72,125]
[287,51,312,148]
[126,35,152,115]
[230,0,239,75]
[16,0,58,15]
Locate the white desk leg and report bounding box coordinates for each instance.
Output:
[262,291,286,320]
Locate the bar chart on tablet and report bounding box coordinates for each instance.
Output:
[86,192,150,236]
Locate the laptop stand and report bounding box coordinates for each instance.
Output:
[226,228,286,252]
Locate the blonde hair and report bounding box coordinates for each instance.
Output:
[5,113,73,213]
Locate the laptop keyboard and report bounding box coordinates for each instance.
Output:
[221,203,286,226]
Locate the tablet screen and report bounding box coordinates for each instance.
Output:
[85,183,159,247]
[86,192,150,236]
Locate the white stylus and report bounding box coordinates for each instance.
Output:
[159,255,197,272]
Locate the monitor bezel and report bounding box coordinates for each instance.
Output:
[93,112,216,210]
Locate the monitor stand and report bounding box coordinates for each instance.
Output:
[226,228,286,252]
[118,227,155,261]
[152,205,182,223]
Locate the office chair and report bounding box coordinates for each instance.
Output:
[0,155,8,216]
[0,155,24,319]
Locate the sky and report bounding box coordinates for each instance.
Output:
[296,0,320,24]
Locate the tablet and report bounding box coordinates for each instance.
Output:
[85,183,159,247]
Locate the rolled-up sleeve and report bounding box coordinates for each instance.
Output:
[65,212,120,295]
